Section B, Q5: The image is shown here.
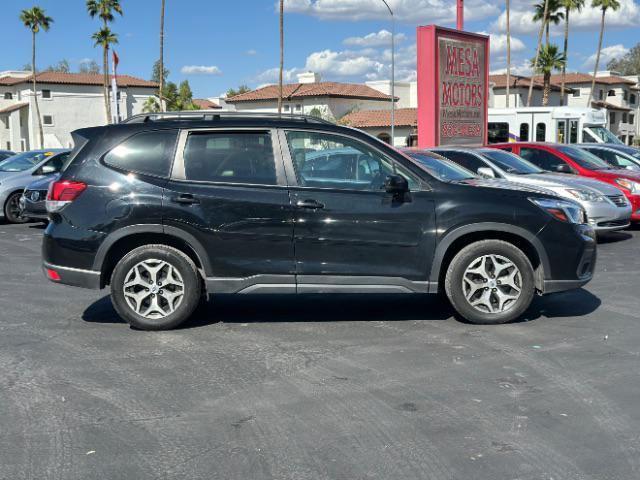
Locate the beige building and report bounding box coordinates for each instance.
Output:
[0,71,158,151]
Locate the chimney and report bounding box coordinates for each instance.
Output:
[297,71,321,84]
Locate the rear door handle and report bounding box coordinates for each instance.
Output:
[171,194,200,205]
[296,199,325,210]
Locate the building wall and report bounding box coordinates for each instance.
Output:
[491,87,564,108]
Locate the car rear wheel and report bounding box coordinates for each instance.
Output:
[4,192,29,224]
[110,245,202,330]
[445,240,535,325]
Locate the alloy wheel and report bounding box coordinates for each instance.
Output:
[123,259,185,319]
[5,193,28,223]
[462,254,522,314]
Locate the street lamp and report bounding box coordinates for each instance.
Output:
[381,0,395,145]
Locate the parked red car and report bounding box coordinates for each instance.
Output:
[491,143,640,221]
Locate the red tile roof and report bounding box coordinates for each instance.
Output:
[0,102,28,114]
[0,72,157,88]
[540,73,636,86]
[591,100,631,111]
[226,82,395,103]
[341,108,417,128]
[489,74,564,91]
[193,98,222,109]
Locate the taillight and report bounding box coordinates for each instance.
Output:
[46,180,87,212]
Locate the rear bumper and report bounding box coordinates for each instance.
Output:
[42,262,102,289]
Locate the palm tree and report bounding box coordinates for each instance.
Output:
[588,0,621,106]
[532,44,566,106]
[506,0,511,107]
[533,0,564,46]
[92,27,119,122]
[159,0,166,112]
[87,0,123,123]
[278,0,284,115]
[559,0,585,105]
[527,0,550,106]
[20,7,53,150]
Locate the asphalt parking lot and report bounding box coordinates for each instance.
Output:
[1,222,640,480]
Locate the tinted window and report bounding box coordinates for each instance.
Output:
[104,130,178,177]
[39,153,70,174]
[536,123,546,142]
[480,149,542,174]
[437,150,486,174]
[556,146,611,170]
[286,131,420,191]
[519,123,529,141]
[488,122,509,143]
[406,152,475,182]
[587,148,639,169]
[183,131,276,185]
[519,148,566,172]
[0,151,52,172]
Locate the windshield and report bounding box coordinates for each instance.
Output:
[0,151,51,172]
[584,126,624,145]
[557,145,612,170]
[406,152,476,182]
[480,149,543,175]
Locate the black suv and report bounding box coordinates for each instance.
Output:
[43,113,597,330]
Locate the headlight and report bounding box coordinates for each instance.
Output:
[566,189,606,202]
[530,197,587,224]
[615,178,640,194]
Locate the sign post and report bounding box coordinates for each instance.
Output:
[416,26,489,148]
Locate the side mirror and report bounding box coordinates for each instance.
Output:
[477,167,496,178]
[39,165,57,175]
[384,175,409,195]
[556,164,573,174]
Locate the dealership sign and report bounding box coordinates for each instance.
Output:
[417,26,489,147]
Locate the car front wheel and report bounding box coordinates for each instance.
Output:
[4,192,29,224]
[445,240,535,325]
[110,244,202,330]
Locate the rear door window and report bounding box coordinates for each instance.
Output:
[439,151,486,174]
[104,130,178,177]
[519,148,566,171]
[182,131,277,185]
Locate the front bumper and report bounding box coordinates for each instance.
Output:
[42,262,102,289]
[19,194,48,220]
[585,200,632,232]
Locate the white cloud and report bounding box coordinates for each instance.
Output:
[477,31,526,55]
[283,0,499,24]
[245,49,258,56]
[343,30,406,47]
[582,44,630,69]
[180,65,222,75]
[490,60,533,77]
[253,67,300,85]
[491,0,640,35]
[305,49,386,77]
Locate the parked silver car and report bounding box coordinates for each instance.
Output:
[0,149,70,223]
[431,147,632,233]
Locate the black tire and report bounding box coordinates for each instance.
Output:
[4,192,29,224]
[110,244,202,330]
[445,240,535,325]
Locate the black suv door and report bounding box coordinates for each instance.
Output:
[163,128,295,292]
[280,129,436,290]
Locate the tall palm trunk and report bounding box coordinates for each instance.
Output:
[31,31,44,149]
[159,0,165,112]
[588,9,606,107]
[560,7,570,106]
[527,0,549,106]
[545,22,550,46]
[102,45,111,123]
[278,0,284,115]
[543,72,551,106]
[506,0,511,107]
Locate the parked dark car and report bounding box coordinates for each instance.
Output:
[0,150,15,162]
[43,112,597,330]
[20,174,57,221]
[578,144,640,171]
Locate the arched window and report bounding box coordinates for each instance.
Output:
[377,132,391,145]
[536,122,546,142]
[519,123,530,141]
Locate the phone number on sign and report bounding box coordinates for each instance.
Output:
[441,122,482,138]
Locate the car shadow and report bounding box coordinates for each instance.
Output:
[597,231,633,244]
[82,289,601,330]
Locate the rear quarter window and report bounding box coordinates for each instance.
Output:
[104,130,178,177]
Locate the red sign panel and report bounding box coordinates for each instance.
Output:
[417,26,489,147]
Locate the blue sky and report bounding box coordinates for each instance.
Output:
[2,0,640,98]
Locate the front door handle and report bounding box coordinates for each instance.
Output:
[171,194,200,205]
[296,199,325,210]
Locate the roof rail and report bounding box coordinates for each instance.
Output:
[121,110,335,125]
